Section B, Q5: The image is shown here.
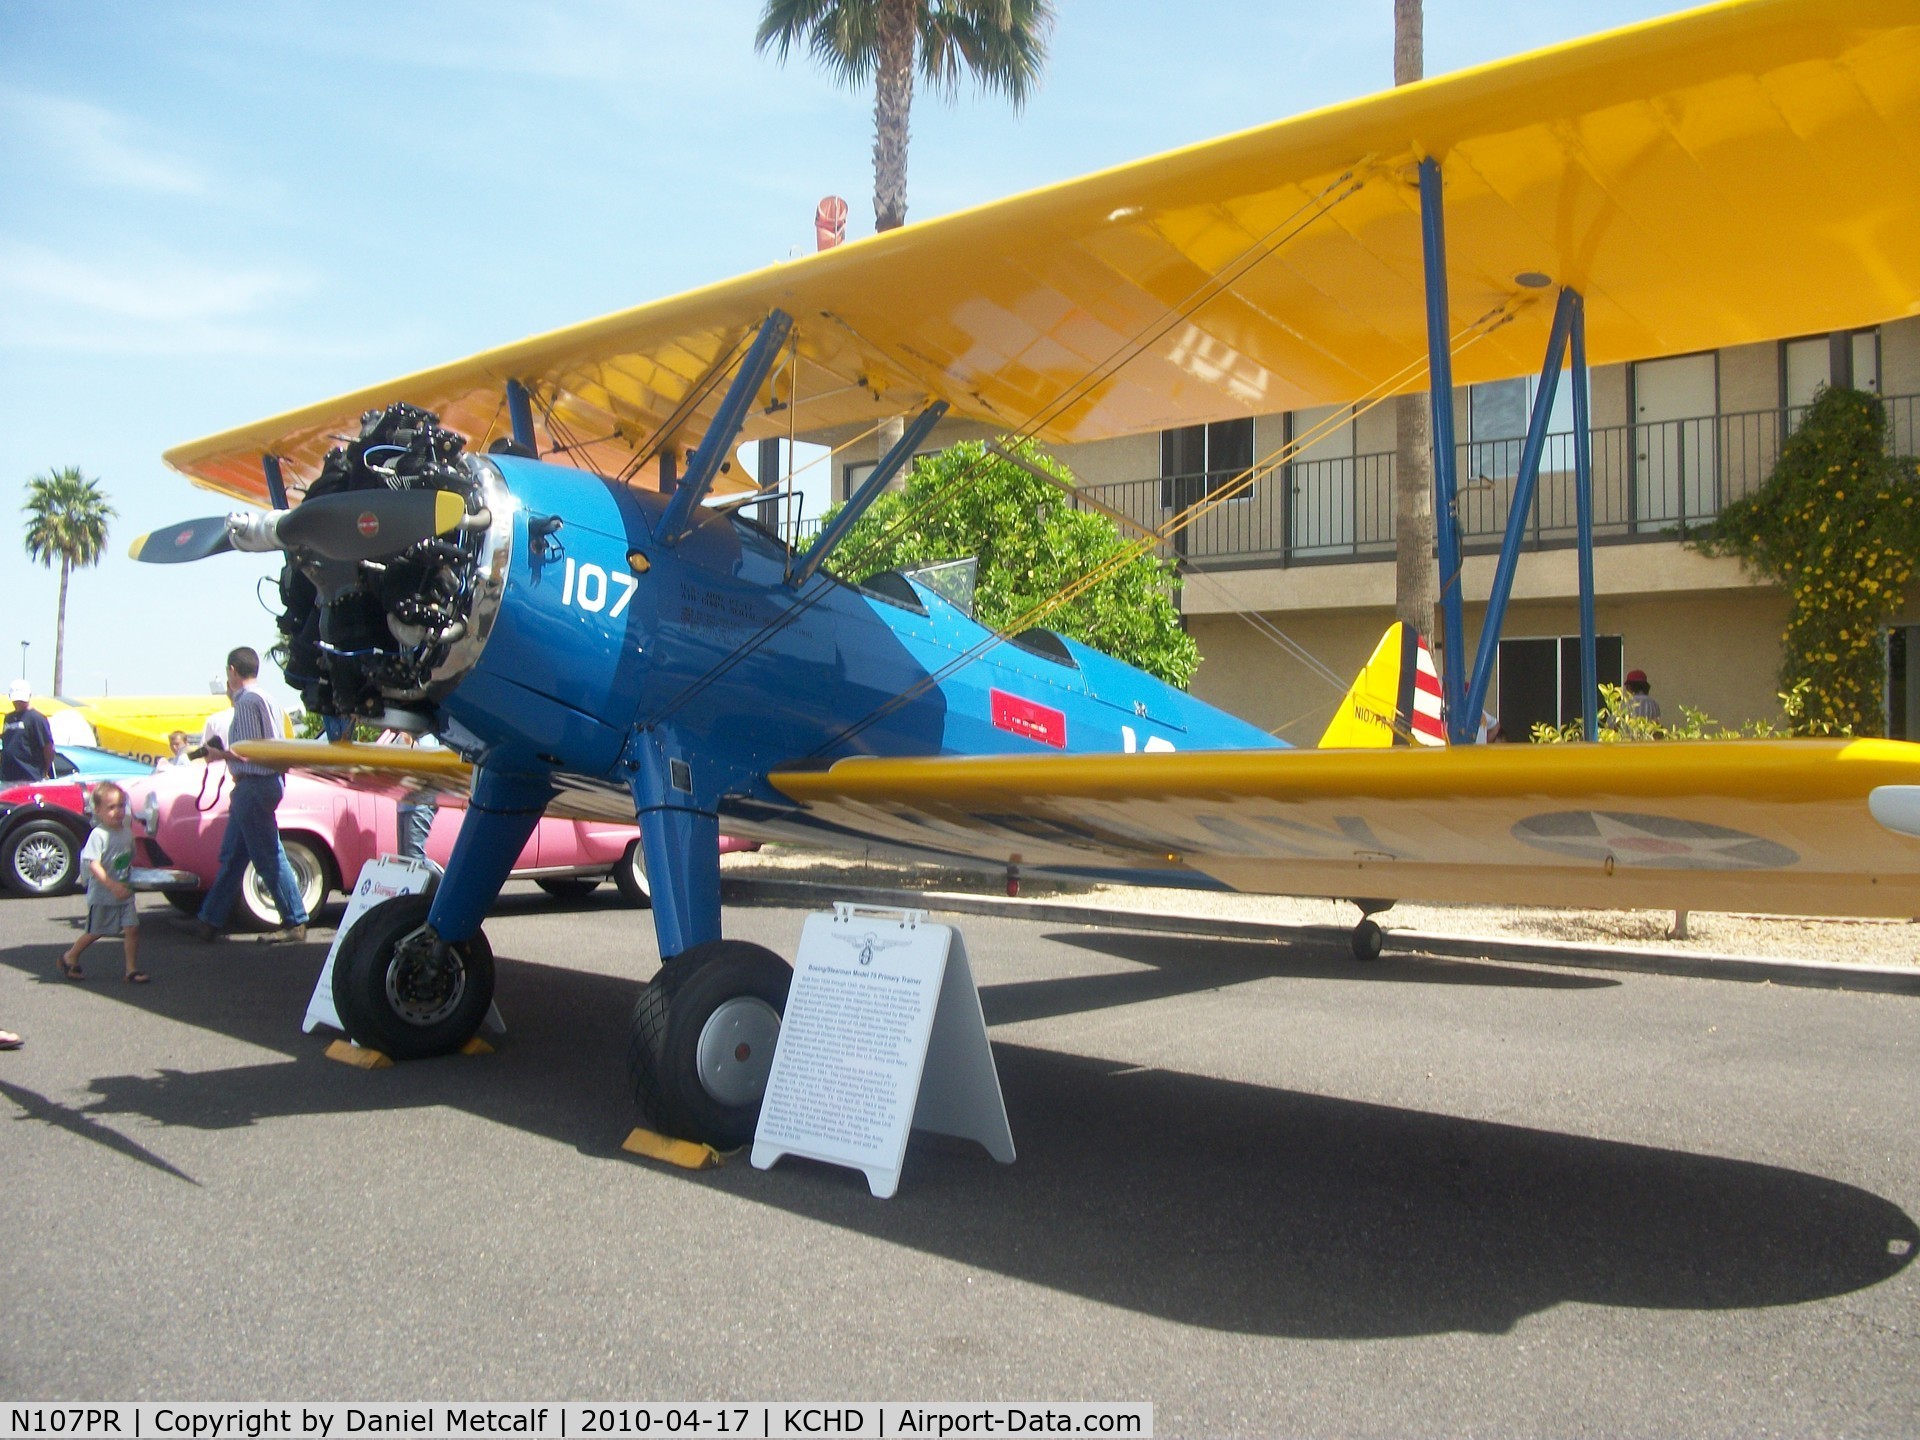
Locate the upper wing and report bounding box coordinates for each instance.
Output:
[167,0,1919,505]
[771,739,1920,919]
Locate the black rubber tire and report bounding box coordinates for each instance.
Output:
[2,819,80,897]
[1351,917,1385,963]
[613,840,651,909]
[628,940,791,1149]
[165,889,207,915]
[332,893,494,1060]
[238,835,331,929]
[536,877,601,900]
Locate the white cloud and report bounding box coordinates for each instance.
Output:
[0,87,207,195]
[0,243,301,323]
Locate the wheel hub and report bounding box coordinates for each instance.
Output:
[694,997,781,1107]
[384,925,466,1026]
[18,835,68,887]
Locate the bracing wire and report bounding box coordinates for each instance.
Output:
[635,171,1376,730]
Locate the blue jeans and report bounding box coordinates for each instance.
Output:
[200,775,308,928]
[397,797,437,860]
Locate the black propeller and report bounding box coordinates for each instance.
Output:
[127,515,237,564]
[130,488,474,565]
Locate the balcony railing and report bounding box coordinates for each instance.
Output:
[1074,392,1917,568]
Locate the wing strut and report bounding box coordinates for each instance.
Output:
[1422,157,1601,742]
[788,400,949,588]
[1419,158,1470,740]
[1570,293,1599,741]
[656,310,793,546]
[262,454,289,509]
[1460,286,1579,737]
[506,378,537,452]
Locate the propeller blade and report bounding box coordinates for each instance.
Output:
[275,489,470,561]
[127,516,236,564]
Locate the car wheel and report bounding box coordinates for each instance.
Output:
[239,836,330,929]
[536,877,601,901]
[332,893,494,1060]
[614,839,652,908]
[165,889,208,916]
[2,819,80,897]
[627,939,791,1149]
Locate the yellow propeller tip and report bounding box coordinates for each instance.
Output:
[433,490,466,534]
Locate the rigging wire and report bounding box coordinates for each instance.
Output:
[639,167,1380,732]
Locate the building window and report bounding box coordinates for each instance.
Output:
[1495,633,1625,741]
[1785,329,1880,426]
[840,449,940,502]
[1160,417,1254,510]
[1467,375,1573,482]
[1890,625,1920,742]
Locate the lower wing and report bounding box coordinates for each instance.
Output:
[772,740,1920,919]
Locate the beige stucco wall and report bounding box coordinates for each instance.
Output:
[1181,539,1763,616]
[1720,342,1777,414]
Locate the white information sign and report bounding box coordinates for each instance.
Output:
[752,904,1014,1198]
[303,855,505,1039]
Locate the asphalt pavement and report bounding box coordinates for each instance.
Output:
[2,881,1916,1436]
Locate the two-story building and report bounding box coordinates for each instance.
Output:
[827,315,1920,746]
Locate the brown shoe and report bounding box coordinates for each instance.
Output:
[257,924,308,945]
[179,917,223,943]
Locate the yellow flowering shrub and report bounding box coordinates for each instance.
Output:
[1696,387,1920,735]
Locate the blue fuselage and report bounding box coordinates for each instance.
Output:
[441,455,1282,816]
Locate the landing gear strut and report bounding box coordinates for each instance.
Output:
[1350,898,1393,962]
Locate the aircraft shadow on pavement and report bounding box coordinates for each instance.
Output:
[977,929,1614,1026]
[4,928,1912,1340]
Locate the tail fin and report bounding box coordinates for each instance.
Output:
[1318,622,1448,748]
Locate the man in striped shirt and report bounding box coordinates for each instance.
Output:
[181,646,310,944]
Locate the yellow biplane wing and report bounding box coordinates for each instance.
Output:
[773,740,1920,919]
[229,740,630,823]
[165,0,1920,505]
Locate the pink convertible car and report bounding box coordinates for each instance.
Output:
[121,760,679,928]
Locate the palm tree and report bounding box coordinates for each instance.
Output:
[22,466,114,696]
[756,0,1055,232]
[1392,0,1440,682]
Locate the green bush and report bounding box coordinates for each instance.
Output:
[808,438,1198,687]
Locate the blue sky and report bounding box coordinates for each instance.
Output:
[1,0,1681,702]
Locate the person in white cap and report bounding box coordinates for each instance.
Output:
[2,679,55,783]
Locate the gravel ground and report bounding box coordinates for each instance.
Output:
[723,844,1920,967]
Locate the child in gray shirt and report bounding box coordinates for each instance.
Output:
[59,782,147,983]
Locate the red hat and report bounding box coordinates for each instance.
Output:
[1625,669,1648,684]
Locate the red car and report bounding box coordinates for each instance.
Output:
[119,759,694,929]
[1,745,159,897]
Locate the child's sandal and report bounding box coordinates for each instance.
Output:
[125,970,150,984]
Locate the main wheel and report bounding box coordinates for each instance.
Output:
[2,819,80,897]
[332,893,494,1060]
[536,877,601,900]
[613,839,651,909]
[1351,917,1385,962]
[165,889,207,916]
[628,940,791,1149]
[238,835,330,929]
